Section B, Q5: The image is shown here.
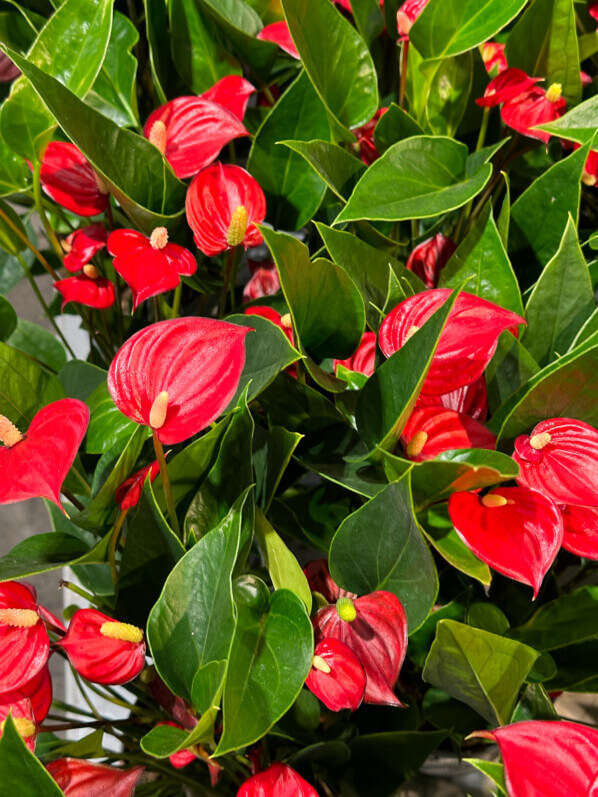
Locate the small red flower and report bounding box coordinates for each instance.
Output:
[474,720,598,797]
[107,227,197,310]
[481,42,507,76]
[237,762,318,797]
[0,696,36,751]
[0,52,20,82]
[401,406,496,462]
[108,317,250,445]
[40,142,109,216]
[334,331,377,377]
[186,163,266,257]
[303,559,356,604]
[257,22,300,59]
[47,758,145,797]
[352,108,388,166]
[0,399,89,508]
[379,290,525,397]
[115,461,160,512]
[54,273,115,310]
[416,375,489,422]
[406,233,456,288]
[561,504,598,559]
[313,591,408,707]
[243,260,280,302]
[144,97,249,179]
[305,638,366,712]
[59,609,146,685]
[62,224,108,273]
[476,68,542,108]
[0,582,49,693]
[448,487,563,597]
[513,418,598,507]
[155,721,197,768]
[501,82,566,144]
[200,76,255,121]
[396,0,430,40]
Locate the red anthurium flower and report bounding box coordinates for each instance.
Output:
[334,331,377,377]
[0,398,89,508]
[54,273,115,310]
[115,460,160,512]
[474,720,598,797]
[144,97,248,179]
[352,107,388,166]
[155,721,197,768]
[448,486,563,597]
[108,317,249,445]
[0,52,20,82]
[581,70,593,87]
[313,591,408,707]
[582,149,598,187]
[40,142,109,216]
[406,233,456,288]
[303,559,357,604]
[396,0,430,40]
[63,224,108,273]
[107,228,197,310]
[3,664,53,724]
[186,163,266,257]
[416,375,489,422]
[0,582,49,693]
[243,260,280,302]
[379,290,525,397]
[200,76,255,121]
[481,42,507,76]
[244,306,293,345]
[47,758,145,797]
[514,418,598,507]
[59,609,146,685]
[401,407,496,462]
[237,762,318,797]
[590,3,598,22]
[257,22,300,59]
[305,638,366,712]
[476,67,542,108]
[501,82,566,144]
[560,504,598,559]
[0,696,36,751]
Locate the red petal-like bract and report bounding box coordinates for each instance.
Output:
[155,722,197,768]
[54,275,115,310]
[0,398,89,508]
[0,52,19,82]
[401,406,496,462]
[256,22,300,59]
[47,758,145,797]
[4,664,53,723]
[583,148,598,187]
[63,224,108,273]
[107,229,197,310]
[379,290,525,396]
[513,418,598,507]
[0,696,36,751]
[396,0,430,40]
[237,762,318,797]
[40,142,109,216]
[144,97,248,179]
[476,720,598,797]
[185,163,266,256]
[501,84,566,144]
[303,559,356,604]
[448,487,563,597]
[481,42,507,76]
[406,233,456,288]
[115,461,160,512]
[334,331,377,377]
[200,76,255,121]
[561,504,598,559]
[313,591,408,707]
[591,3,598,22]
[476,68,541,108]
[108,317,249,445]
[352,108,387,166]
[0,582,49,692]
[305,638,366,711]
[243,260,280,301]
[416,375,489,421]
[244,306,293,345]
[59,609,146,685]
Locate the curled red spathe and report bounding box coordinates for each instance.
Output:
[0,582,49,693]
[47,758,145,796]
[237,762,318,797]
[40,142,109,216]
[401,406,496,462]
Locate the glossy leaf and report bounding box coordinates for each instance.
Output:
[255,507,311,609]
[535,95,598,144]
[420,504,492,585]
[0,294,16,341]
[8,320,66,373]
[373,103,424,154]
[424,52,473,137]
[85,380,138,455]
[0,340,64,427]
[0,199,26,256]
[508,586,598,651]
[0,135,29,196]
[0,531,108,582]
[280,139,365,202]
[0,714,62,796]
[485,331,540,414]
[253,424,301,513]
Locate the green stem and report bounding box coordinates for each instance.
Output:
[33,158,65,262]
[171,282,182,318]
[113,274,126,341]
[219,246,237,317]
[69,464,92,497]
[59,579,103,606]
[61,489,85,511]
[399,41,409,109]
[108,509,128,588]
[70,668,102,719]
[476,106,490,152]
[0,206,59,279]
[152,430,181,539]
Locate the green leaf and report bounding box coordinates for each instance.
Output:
[261,227,366,361]
[0,714,63,796]
[465,759,507,796]
[508,586,598,651]
[253,424,302,513]
[0,340,64,426]
[85,380,138,454]
[281,0,379,130]
[505,0,581,105]
[420,504,492,585]
[511,683,558,722]
[141,706,219,758]
[58,360,106,401]
[439,204,523,315]
[0,0,114,160]
[0,199,27,256]
[523,215,595,365]
[0,132,30,196]
[255,507,311,609]
[485,331,540,415]
[6,51,187,235]
[7,319,66,372]
[350,0,385,46]
[143,0,179,103]
[0,530,108,582]
[355,290,457,452]
[329,480,438,632]
[336,136,492,223]
[373,103,424,154]
[216,577,313,755]
[408,597,466,667]
[0,294,16,341]
[280,138,365,201]
[424,52,473,137]
[247,71,331,230]
[535,95,598,144]
[422,619,539,724]
[410,0,527,59]
[148,494,246,711]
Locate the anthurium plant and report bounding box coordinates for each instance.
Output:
[0,0,598,794]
